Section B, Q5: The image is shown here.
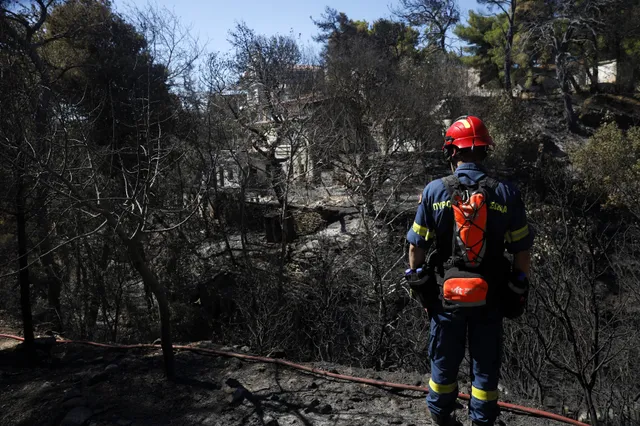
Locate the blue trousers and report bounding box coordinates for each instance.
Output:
[427,309,503,425]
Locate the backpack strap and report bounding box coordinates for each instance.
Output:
[440,175,462,264]
[442,174,498,194]
[479,176,499,192]
[440,175,461,199]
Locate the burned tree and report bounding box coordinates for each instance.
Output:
[211,23,322,209]
[0,0,62,355]
[314,12,457,216]
[394,0,460,52]
[205,23,325,286]
[521,0,612,132]
[0,0,204,378]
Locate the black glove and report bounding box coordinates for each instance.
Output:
[502,270,529,319]
[403,267,438,310]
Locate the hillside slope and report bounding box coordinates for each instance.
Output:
[0,338,570,426]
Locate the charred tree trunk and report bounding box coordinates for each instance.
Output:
[78,250,92,338]
[438,22,447,53]
[266,151,296,254]
[83,238,109,339]
[569,74,584,95]
[239,181,250,263]
[590,32,599,94]
[504,0,516,96]
[210,192,237,266]
[15,22,52,351]
[277,150,297,287]
[359,154,376,217]
[15,167,35,354]
[266,154,287,208]
[29,32,55,334]
[555,52,578,132]
[36,201,63,331]
[582,379,598,426]
[97,214,174,377]
[125,236,175,379]
[309,143,322,185]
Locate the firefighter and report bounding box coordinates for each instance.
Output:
[405,116,534,426]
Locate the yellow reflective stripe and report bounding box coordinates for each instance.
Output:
[472,386,499,401]
[509,225,530,242]
[412,222,434,240]
[429,378,457,394]
[412,222,428,236]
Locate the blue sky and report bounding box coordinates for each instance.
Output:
[112,0,482,54]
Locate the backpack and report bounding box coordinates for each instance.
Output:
[439,174,500,309]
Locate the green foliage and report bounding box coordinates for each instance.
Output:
[45,0,176,149]
[315,8,437,151]
[455,10,536,89]
[601,0,640,59]
[571,123,640,208]
[370,19,420,58]
[457,0,640,96]
[454,11,504,86]
[316,8,420,61]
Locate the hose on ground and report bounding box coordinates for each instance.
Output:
[0,333,588,426]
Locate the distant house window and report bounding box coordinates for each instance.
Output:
[227,168,234,181]
[218,168,225,187]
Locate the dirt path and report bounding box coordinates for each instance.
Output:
[0,340,563,426]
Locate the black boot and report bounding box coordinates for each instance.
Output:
[431,412,462,426]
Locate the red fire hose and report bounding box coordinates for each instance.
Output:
[0,333,588,426]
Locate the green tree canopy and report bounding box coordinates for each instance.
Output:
[454,11,504,86]
[45,0,176,151]
[315,8,420,62]
[455,9,538,89]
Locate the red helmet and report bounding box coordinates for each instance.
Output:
[443,115,494,152]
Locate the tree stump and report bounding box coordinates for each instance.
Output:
[264,213,296,243]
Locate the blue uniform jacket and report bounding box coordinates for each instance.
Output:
[406,163,534,258]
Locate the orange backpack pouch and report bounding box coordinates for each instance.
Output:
[442,268,488,306]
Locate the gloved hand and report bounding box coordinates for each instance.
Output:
[403,266,438,311]
[403,267,429,286]
[508,270,529,295]
[502,270,529,319]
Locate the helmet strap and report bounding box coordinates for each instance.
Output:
[443,145,455,162]
[446,146,460,171]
